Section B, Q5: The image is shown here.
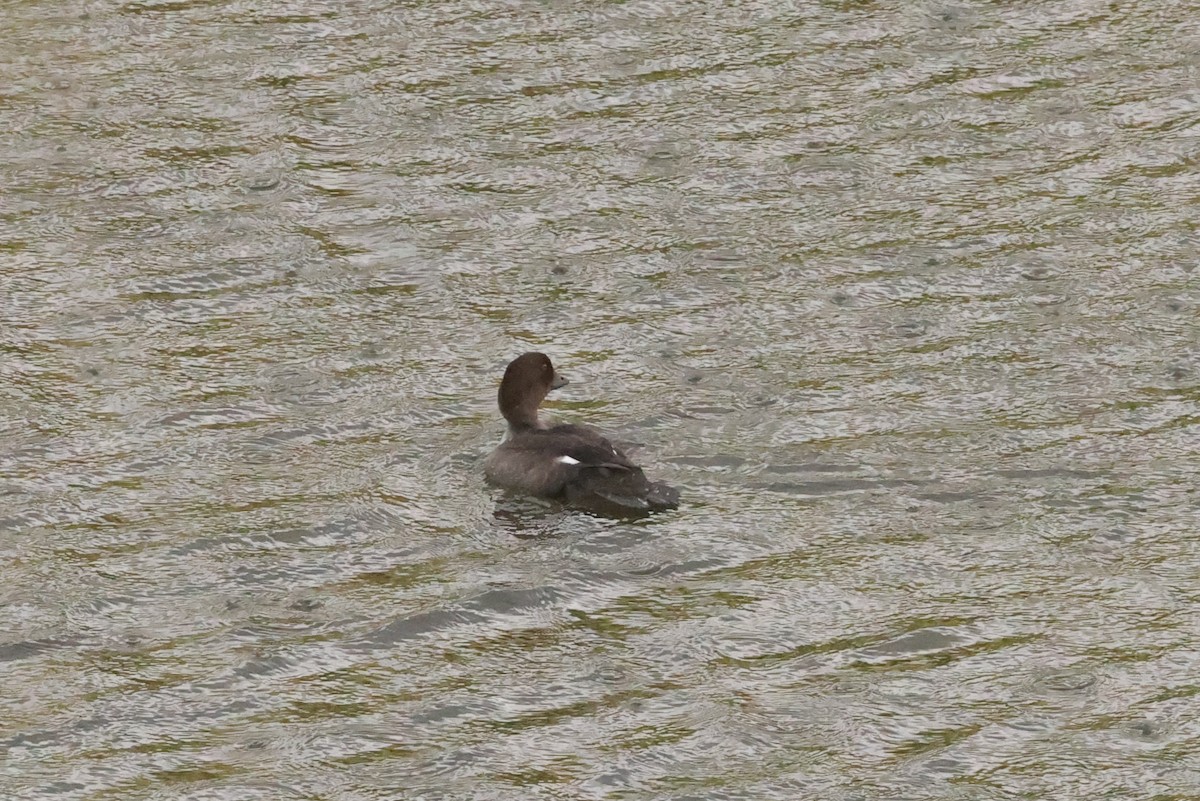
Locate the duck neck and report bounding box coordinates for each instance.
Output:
[499,384,546,432]
[503,411,543,436]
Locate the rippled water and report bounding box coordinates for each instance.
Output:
[3,0,1200,798]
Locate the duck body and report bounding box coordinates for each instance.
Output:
[484,353,679,515]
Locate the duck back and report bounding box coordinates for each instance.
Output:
[486,424,678,516]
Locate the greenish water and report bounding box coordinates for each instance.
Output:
[3,0,1199,799]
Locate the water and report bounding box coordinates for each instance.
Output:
[3,0,1199,798]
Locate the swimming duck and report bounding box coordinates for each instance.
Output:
[484,352,679,515]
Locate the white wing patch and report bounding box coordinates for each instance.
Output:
[557,455,581,465]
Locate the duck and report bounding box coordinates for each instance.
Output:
[484,352,680,515]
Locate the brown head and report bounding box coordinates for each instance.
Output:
[497,352,568,430]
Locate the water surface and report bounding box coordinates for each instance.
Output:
[3,0,1199,799]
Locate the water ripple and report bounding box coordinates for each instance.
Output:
[4,0,1200,799]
